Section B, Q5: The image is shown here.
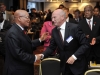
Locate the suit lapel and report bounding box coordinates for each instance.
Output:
[92,17,96,31]
[84,19,92,31]
[53,27,63,51]
[55,28,63,45]
[14,24,31,43]
[3,20,7,29]
[64,22,70,44]
[22,31,31,43]
[3,20,6,28]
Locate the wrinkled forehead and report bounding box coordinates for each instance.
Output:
[52,12,58,17]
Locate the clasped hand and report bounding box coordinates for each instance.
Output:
[35,54,43,61]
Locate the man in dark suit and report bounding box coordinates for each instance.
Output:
[0,13,11,32]
[0,3,12,21]
[40,9,89,75]
[0,13,11,57]
[79,5,100,63]
[74,9,82,23]
[62,7,77,24]
[3,10,48,75]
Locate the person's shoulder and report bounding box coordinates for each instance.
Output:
[43,21,52,26]
[79,18,86,23]
[6,24,19,37]
[93,16,100,21]
[6,11,12,15]
[44,21,52,23]
[68,22,78,26]
[52,26,57,31]
[67,22,79,30]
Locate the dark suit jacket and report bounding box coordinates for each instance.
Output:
[0,20,11,57]
[79,17,100,61]
[43,22,89,75]
[1,20,11,32]
[3,23,41,75]
[74,18,82,23]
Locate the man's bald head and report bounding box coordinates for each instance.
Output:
[14,10,30,28]
[84,5,93,11]
[52,9,66,19]
[14,10,28,18]
[84,5,93,19]
[52,9,66,27]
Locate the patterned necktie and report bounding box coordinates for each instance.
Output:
[58,28,63,43]
[88,20,91,30]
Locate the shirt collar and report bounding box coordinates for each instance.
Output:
[59,21,66,30]
[16,23,24,30]
[86,16,93,22]
[66,17,69,22]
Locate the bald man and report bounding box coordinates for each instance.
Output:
[3,10,48,75]
[41,9,89,75]
[79,5,100,64]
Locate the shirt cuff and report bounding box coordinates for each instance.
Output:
[35,55,37,62]
[72,55,77,60]
[39,38,41,42]
[41,54,44,59]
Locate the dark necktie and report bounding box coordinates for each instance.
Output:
[58,28,63,43]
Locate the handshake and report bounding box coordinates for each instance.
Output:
[35,54,44,61]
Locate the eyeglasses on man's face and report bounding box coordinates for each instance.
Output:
[19,16,30,19]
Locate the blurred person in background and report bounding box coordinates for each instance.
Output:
[40,12,55,51]
[73,9,82,23]
[0,3,12,21]
[93,6,100,18]
[58,4,73,18]
[62,7,77,24]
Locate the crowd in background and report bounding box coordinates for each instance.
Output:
[0,1,100,75]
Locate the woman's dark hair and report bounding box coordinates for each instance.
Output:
[44,13,52,21]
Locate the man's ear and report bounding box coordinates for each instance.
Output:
[18,17,21,21]
[61,16,64,20]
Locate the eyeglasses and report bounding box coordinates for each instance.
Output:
[19,16,30,19]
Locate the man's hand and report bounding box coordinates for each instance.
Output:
[40,32,49,41]
[86,35,89,38]
[90,38,96,45]
[66,56,75,64]
[35,54,42,61]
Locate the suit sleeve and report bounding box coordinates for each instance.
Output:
[42,30,57,58]
[74,26,89,59]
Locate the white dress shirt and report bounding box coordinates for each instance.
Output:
[86,16,93,30]
[59,21,77,60]
[66,17,69,22]
[3,11,6,20]
[0,20,5,30]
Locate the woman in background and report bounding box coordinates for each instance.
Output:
[40,12,55,51]
[93,6,100,18]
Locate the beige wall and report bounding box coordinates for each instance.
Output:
[44,2,96,13]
